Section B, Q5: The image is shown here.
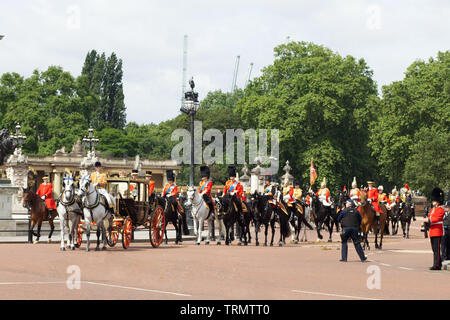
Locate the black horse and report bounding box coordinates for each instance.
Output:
[286,200,314,244]
[252,191,291,246]
[221,193,251,245]
[156,195,189,244]
[400,195,414,238]
[310,193,334,242]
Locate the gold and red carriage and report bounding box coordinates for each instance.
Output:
[76,177,165,249]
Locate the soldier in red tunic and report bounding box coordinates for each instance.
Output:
[162,170,183,214]
[199,166,214,217]
[426,188,445,270]
[367,181,383,231]
[223,166,243,214]
[36,175,57,219]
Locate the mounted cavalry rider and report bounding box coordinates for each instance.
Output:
[349,177,361,206]
[400,183,416,221]
[223,166,243,214]
[263,174,276,197]
[293,181,303,202]
[377,185,390,210]
[90,162,115,214]
[162,169,184,214]
[367,180,383,229]
[36,174,57,220]
[315,177,332,207]
[145,171,155,203]
[389,187,400,209]
[199,166,214,218]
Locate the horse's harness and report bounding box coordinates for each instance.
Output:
[81,177,109,221]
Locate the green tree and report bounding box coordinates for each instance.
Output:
[369,51,450,192]
[236,41,378,192]
[79,50,126,129]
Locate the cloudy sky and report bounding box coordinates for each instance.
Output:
[1,0,449,125]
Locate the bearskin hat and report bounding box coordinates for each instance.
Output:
[431,187,444,204]
[228,166,236,178]
[200,166,210,178]
[166,170,175,182]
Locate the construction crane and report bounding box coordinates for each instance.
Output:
[244,62,254,88]
[181,35,188,108]
[231,55,240,93]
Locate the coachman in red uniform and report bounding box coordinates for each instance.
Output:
[427,188,445,270]
[145,171,155,203]
[36,175,56,219]
[199,166,214,217]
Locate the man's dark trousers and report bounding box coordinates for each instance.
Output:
[431,236,442,268]
[341,227,366,261]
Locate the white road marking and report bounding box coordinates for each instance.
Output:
[85,281,192,297]
[0,281,67,285]
[388,250,432,254]
[0,281,192,297]
[292,290,380,300]
[398,267,414,271]
[379,263,391,267]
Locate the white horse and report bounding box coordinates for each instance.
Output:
[185,186,218,245]
[78,173,113,252]
[57,172,82,251]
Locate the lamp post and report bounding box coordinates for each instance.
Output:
[82,127,99,153]
[11,123,27,149]
[180,77,200,186]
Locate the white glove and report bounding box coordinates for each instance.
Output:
[41,196,46,200]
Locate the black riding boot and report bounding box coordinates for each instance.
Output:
[48,209,53,220]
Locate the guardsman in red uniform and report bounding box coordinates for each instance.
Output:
[36,175,57,219]
[223,166,243,214]
[427,188,446,270]
[145,171,155,203]
[162,170,183,214]
[199,166,214,217]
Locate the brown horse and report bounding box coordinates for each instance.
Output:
[359,190,387,250]
[22,189,58,244]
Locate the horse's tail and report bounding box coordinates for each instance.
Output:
[279,211,291,238]
[182,210,190,235]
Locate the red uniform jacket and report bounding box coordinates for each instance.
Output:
[223,180,243,199]
[367,187,382,213]
[162,183,178,197]
[36,183,57,210]
[199,179,215,210]
[428,206,445,237]
[148,181,155,195]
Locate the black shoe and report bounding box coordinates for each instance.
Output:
[429,266,441,270]
[339,259,347,262]
[361,257,368,262]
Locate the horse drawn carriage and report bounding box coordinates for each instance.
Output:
[76,176,165,249]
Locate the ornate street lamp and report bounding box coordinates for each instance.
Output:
[180,77,200,186]
[82,127,99,152]
[11,123,27,149]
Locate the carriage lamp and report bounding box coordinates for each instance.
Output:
[82,127,99,152]
[11,123,27,148]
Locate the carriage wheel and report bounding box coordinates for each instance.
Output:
[149,206,165,248]
[75,222,83,248]
[108,220,120,247]
[122,218,133,249]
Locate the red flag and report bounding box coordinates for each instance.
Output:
[310,159,317,186]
